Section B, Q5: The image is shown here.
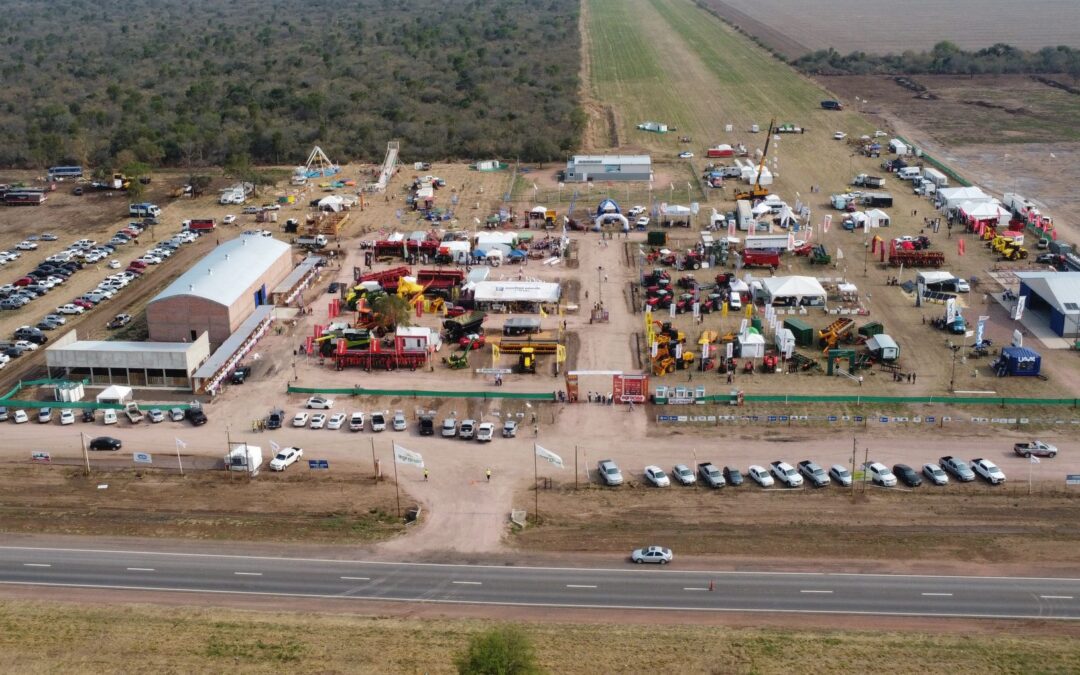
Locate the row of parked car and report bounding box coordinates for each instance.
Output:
[278,398,517,441]
[1,405,206,426]
[596,455,1009,488]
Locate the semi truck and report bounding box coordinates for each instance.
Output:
[851,174,885,188]
[128,203,161,218]
[183,218,217,232]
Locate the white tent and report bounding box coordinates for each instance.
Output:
[476,232,518,248]
[662,204,692,217]
[737,332,765,358]
[938,186,990,211]
[95,385,133,405]
[960,200,1010,221]
[472,281,561,303]
[318,195,346,212]
[760,276,827,308]
[867,209,891,228]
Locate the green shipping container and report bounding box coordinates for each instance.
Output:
[783,318,813,347]
[858,321,884,338]
[647,231,667,246]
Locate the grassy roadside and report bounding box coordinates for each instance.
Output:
[0,600,1077,673]
[0,467,406,544]
[512,484,1080,566]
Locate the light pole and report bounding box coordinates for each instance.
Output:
[597,266,604,305]
[948,344,960,392]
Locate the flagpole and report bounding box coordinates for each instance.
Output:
[534,442,539,523]
[392,443,401,519]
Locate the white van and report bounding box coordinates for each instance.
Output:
[898,167,921,181]
[728,293,743,311]
[102,409,118,425]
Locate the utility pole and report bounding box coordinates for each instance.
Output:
[862,446,870,492]
[850,436,856,499]
[80,432,90,476]
[574,445,579,490]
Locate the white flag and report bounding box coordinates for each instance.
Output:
[1030,455,1040,465]
[394,442,424,468]
[535,444,564,469]
[175,438,187,449]
[270,440,281,452]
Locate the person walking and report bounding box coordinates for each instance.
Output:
[486,469,492,482]
[424,468,429,481]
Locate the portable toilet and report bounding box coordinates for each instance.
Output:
[737,332,765,358]
[866,334,899,362]
[774,328,795,357]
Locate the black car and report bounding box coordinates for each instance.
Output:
[3,346,25,358]
[893,464,923,487]
[185,408,207,426]
[88,436,122,451]
[327,282,343,294]
[82,409,96,423]
[266,409,284,430]
[230,366,251,384]
[36,320,58,331]
[722,466,743,486]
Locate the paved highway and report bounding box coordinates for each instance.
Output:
[0,545,1077,619]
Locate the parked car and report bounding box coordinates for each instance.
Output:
[59,409,75,425]
[306,396,334,409]
[37,408,53,423]
[939,455,975,482]
[270,447,304,471]
[107,313,133,329]
[866,462,897,487]
[170,408,186,422]
[922,463,949,486]
[797,460,830,487]
[631,546,672,565]
[671,464,696,486]
[349,412,366,432]
[458,419,476,439]
[292,412,309,427]
[597,459,623,486]
[476,422,495,442]
[441,417,458,437]
[644,465,671,487]
[971,458,1006,485]
[370,412,386,432]
[392,410,407,432]
[309,413,327,429]
[327,412,347,430]
[697,462,724,488]
[502,420,518,437]
[748,465,774,487]
[0,407,8,421]
[770,461,804,487]
[893,464,922,487]
[88,436,122,451]
[185,407,207,425]
[147,409,165,424]
[828,464,853,487]
[56,303,85,315]
[723,466,744,487]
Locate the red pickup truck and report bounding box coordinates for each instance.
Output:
[741,249,780,270]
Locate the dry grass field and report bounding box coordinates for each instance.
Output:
[703,0,1080,54]
[0,599,1077,673]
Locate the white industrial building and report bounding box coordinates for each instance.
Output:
[562,155,652,183]
[45,330,211,390]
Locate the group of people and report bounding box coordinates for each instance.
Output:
[586,391,615,404]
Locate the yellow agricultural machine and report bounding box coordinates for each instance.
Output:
[818,317,855,352]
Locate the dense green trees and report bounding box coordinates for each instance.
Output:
[794,41,1080,77]
[0,0,583,169]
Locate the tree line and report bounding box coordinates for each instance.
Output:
[793,41,1080,78]
[0,0,583,170]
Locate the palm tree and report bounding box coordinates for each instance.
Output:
[369,293,413,333]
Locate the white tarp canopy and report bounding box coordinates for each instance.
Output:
[960,200,1010,221]
[916,270,955,286]
[95,385,133,405]
[472,281,561,303]
[760,276,827,307]
[318,195,346,212]
[661,204,691,217]
[530,205,548,214]
[867,209,891,228]
[476,232,518,247]
[938,186,990,211]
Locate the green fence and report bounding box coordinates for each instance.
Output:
[895,136,971,187]
[0,378,191,411]
[286,385,555,401]
[699,393,1079,406]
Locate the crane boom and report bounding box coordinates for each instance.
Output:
[734,118,776,201]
